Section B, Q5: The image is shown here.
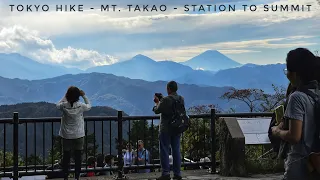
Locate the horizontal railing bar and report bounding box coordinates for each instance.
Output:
[0,112,273,123]
[0,162,218,177]
[0,163,89,171]
[217,112,273,117]
[122,116,160,120]
[0,161,220,172]
[0,118,12,123]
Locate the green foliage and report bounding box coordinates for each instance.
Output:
[84,133,99,157]
[25,154,43,165]
[128,120,159,159]
[47,133,98,164]
[245,145,284,174]
[0,150,24,167]
[221,85,287,173]
[259,84,286,112]
[182,105,221,161]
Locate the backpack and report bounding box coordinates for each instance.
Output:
[268,113,281,155]
[168,96,190,134]
[298,82,320,173]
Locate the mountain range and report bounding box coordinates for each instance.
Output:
[87,54,195,82]
[0,51,288,92]
[0,73,249,115]
[0,53,81,80]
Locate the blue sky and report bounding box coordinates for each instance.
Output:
[0,0,319,69]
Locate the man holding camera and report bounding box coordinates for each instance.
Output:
[153,81,184,180]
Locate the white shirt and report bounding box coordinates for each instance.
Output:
[123,151,135,166]
[57,95,91,139]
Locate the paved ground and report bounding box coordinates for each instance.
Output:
[68,170,283,180]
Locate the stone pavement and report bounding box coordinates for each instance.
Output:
[70,170,283,180]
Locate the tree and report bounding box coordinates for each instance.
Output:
[259,84,286,112]
[0,150,24,167]
[128,120,159,160]
[84,133,99,158]
[114,120,160,161]
[221,88,265,112]
[47,135,62,164]
[47,133,98,164]
[182,105,220,161]
[26,154,43,165]
[221,85,286,112]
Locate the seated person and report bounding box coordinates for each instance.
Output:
[104,155,115,176]
[136,140,151,173]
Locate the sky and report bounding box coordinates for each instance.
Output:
[0,0,319,69]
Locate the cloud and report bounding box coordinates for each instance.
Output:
[137,35,317,61]
[0,0,319,36]
[0,0,319,68]
[0,26,117,69]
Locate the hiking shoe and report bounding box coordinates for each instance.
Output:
[156,174,171,180]
[173,175,182,180]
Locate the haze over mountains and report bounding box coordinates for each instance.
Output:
[0,50,288,93]
[0,73,249,115]
[0,53,81,80]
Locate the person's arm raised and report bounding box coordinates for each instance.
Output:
[81,95,92,111]
[152,97,169,114]
[56,95,67,110]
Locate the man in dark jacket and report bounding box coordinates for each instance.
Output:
[153,81,184,180]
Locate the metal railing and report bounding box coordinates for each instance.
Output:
[0,109,273,180]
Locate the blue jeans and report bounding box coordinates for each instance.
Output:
[159,132,181,176]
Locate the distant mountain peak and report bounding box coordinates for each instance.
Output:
[132,54,154,61]
[203,49,220,53]
[182,50,241,71]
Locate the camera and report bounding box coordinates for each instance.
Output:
[155,93,163,101]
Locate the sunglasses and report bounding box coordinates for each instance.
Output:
[283,68,288,75]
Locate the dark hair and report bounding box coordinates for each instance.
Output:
[87,156,96,166]
[286,48,318,84]
[96,154,105,167]
[286,83,296,98]
[105,155,114,164]
[167,81,178,92]
[65,86,81,107]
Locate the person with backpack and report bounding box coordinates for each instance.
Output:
[153,81,189,180]
[57,86,91,180]
[271,48,320,180]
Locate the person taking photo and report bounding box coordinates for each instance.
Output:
[57,86,91,180]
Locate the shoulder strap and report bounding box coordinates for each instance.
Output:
[168,96,178,114]
[298,84,320,152]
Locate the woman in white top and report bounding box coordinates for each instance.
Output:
[123,143,136,173]
[56,86,91,180]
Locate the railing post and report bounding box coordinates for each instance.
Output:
[116,111,126,180]
[210,109,216,174]
[13,112,19,180]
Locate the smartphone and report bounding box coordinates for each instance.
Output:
[274,105,284,125]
